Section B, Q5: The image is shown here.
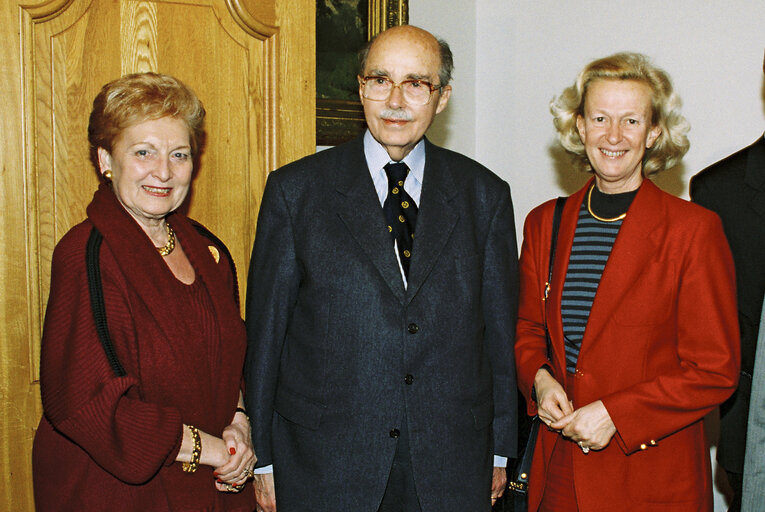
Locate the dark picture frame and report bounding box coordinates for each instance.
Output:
[316,0,408,146]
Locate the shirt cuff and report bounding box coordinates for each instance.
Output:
[493,455,507,468]
[252,464,274,474]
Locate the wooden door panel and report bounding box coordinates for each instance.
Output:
[1,0,313,509]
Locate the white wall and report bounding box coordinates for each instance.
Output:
[409,1,477,158]
[411,2,765,510]
[412,0,765,243]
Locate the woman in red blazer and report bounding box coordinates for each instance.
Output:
[515,53,740,511]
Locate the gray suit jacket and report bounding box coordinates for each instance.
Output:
[244,135,519,512]
[743,296,765,511]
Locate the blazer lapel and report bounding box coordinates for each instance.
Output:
[334,137,407,304]
[404,141,459,303]
[579,180,664,348]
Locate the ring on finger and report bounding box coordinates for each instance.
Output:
[223,482,245,492]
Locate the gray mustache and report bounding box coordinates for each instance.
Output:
[380,109,413,121]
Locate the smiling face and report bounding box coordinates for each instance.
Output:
[98,116,193,229]
[576,79,661,193]
[359,25,451,161]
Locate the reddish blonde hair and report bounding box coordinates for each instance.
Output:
[88,72,205,169]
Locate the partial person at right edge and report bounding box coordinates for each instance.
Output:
[515,52,740,511]
[690,50,765,512]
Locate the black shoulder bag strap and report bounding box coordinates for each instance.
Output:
[544,197,566,312]
[86,228,126,377]
[188,220,241,309]
[510,196,566,510]
[85,224,239,377]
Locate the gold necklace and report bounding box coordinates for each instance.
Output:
[156,223,176,256]
[587,185,627,222]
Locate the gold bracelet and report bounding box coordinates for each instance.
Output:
[182,425,201,473]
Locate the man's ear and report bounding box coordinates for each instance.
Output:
[358,75,366,105]
[435,85,452,114]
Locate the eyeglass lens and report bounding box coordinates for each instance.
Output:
[363,78,434,105]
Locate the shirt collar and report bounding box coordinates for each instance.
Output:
[363,130,425,184]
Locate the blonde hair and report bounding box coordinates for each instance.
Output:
[550,52,689,176]
[88,72,205,169]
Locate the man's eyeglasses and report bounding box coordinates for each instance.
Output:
[359,76,443,106]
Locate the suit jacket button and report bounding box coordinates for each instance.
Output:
[390,429,400,438]
[407,323,419,334]
[405,374,414,385]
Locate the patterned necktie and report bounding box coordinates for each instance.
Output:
[383,162,418,278]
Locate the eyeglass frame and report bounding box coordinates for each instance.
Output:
[358,75,444,105]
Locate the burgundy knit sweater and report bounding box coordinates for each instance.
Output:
[32,184,256,511]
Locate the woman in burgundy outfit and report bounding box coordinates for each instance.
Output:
[32,73,257,511]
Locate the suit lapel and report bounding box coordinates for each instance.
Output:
[579,180,664,348]
[405,141,459,302]
[745,137,765,220]
[334,137,407,304]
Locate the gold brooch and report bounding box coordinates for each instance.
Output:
[208,246,220,263]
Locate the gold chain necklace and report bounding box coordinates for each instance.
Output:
[586,185,627,222]
[156,223,176,256]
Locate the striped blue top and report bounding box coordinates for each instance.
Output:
[560,190,632,373]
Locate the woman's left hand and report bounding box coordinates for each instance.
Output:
[551,400,616,451]
[213,411,256,491]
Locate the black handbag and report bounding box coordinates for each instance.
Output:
[509,196,565,512]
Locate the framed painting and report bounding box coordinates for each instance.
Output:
[316,0,408,146]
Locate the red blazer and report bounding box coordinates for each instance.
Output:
[515,179,740,511]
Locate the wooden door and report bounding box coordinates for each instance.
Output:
[0,0,314,509]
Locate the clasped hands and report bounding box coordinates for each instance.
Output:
[533,368,616,453]
[212,413,257,493]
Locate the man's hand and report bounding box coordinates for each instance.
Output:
[491,466,507,505]
[254,472,277,512]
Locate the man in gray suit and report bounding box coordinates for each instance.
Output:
[244,25,518,512]
[743,296,765,511]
